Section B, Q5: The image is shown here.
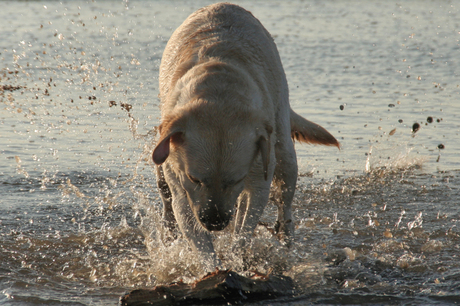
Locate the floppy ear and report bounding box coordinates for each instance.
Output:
[153,134,171,165]
[152,116,185,165]
[153,131,185,165]
[257,124,273,181]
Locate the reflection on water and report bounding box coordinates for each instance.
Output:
[1,1,459,305]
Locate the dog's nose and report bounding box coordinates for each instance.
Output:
[198,209,230,231]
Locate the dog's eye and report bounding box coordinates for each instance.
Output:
[187,174,202,185]
[235,176,245,185]
[224,176,246,189]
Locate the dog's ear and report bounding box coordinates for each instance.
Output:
[152,117,185,165]
[257,124,273,181]
[153,133,171,165]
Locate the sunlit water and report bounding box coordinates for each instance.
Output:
[1,1,459,305]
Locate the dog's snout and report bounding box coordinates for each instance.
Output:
[198,203,231,231]
[199,215,229,231]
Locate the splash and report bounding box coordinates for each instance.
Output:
[132,184,298,284]
[365,143,429,174]
[14,155,30,178]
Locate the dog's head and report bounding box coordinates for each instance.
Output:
[152,103,272,232]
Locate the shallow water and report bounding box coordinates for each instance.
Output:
[1,1,459,305]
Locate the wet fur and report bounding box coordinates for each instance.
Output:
[153,3,339,268]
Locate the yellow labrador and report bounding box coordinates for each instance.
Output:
[153,3,339,268]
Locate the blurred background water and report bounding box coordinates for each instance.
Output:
[1,1,459,305]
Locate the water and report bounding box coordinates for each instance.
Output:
[1,1,459,305]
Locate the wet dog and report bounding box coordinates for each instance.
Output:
[153,3,339,268]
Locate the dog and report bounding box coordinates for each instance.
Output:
[152,3,339,268]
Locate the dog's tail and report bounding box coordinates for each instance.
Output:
[290,108,340,148]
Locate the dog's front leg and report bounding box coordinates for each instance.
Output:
[231,183,271,267]
[233,183,271,241]
[233,192,248,236]
[272,141,298,244]
[161,163,221,270]
[156,165,176,235]
[171,193,221,270]
[233,149,275,248]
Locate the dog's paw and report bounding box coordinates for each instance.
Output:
[274,219,294,247]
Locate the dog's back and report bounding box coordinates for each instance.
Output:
[159,3,289,127]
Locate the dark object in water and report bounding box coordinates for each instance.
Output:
[412,122,420,133]
[438,144,445,149]
[119,269,295,306]
[427,116,433,123]
[1,84,23,92]
[339,104,344,110]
